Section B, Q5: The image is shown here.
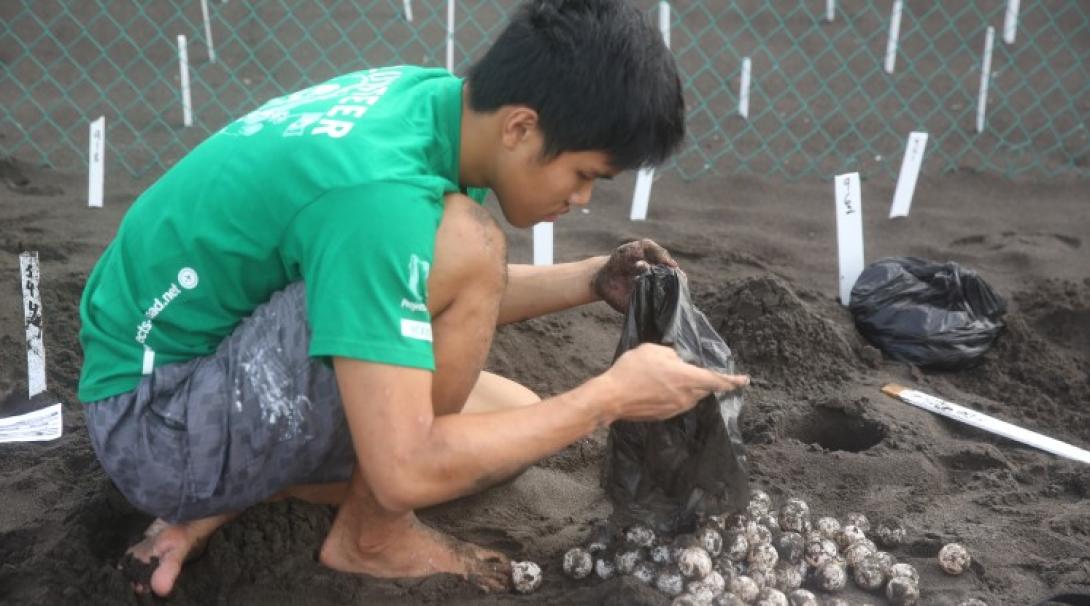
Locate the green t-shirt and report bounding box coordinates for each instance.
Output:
[78,66,486,402]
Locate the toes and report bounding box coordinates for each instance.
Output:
[150,554,183,597]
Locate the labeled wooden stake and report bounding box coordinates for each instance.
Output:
[889,131,928,218]
[446,0,455,72]
[533,223,553,266]
[739,57,751,119]
[834,172,864,306]
[403,0,413,22]
[976,26,995,133]
[1003,0,1020,44]
[884,0,903,74]
[177,34,193,127]
[629,2,671,222]
[200,0,216,63]
[19,252,46,397]
[88,116,105,208]
[826,0,835,22]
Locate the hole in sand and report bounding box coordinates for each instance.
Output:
[789,408,886,452]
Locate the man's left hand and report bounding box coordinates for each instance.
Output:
[592,238,679,313]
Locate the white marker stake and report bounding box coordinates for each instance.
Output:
[200,0,216,63]
[87,116,105,208]
[630,169,654,221]
[826,0,835,22]
[628,1,670,222]
[883,384,1090,465]
[834,172,864,306]
[19,252,46,397]
[177,35,193,127]
[738,57,751,119]
[403,0,413,22]
[446,0,455,72]
[1003,0,1020,44]
[532,222,553,266]
[976,26,995,133]
[884,0,903,74]
[889,131,928,218]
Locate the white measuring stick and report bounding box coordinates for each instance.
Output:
[884,0,903,74]
[402,0,413,22]
[630,168,654,221]
[1003,0,1020,44]
[87,116,105,208]
[889,131,927,218]
[532,222,553,266]
[200,0,216,63]
[738,57,751,119]
[446,0,455,72]
[826,0,835,22]
[976,26,995,133]
[834,172,864,306]
[658,1,670,49]
[883,384,1090,465]
[177,34,193,127]
[19,252,46,397]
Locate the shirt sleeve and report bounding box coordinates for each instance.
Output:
[283,182,443,370]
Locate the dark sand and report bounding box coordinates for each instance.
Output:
[1,154,1088,605]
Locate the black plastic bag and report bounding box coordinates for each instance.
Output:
[849,256,1006,370]
[603,266,749,535]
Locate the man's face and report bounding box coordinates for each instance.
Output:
[490,124,618,228]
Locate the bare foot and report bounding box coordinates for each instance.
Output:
[120,514,233,596]
[318,513,511,592]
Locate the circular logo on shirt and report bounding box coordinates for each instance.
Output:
[178,268,199,290]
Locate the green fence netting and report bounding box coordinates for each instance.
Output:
[2,0,1088,184]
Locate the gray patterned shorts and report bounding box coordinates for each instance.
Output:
[84,282,356,523]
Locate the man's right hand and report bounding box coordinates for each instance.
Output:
[597,343,749,423]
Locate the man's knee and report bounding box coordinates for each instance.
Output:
[429,194,507,314]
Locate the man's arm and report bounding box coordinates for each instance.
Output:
[497,257,607,325]
[334,345,747,514]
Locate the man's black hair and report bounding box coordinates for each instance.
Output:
[466,0,685,170]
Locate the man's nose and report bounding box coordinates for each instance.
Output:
[569,181,593,206]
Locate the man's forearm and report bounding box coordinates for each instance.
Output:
[375,376,618,512]
[497,256,608,325]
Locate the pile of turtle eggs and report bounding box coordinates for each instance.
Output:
[549,490,977,605]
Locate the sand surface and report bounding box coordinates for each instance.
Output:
[1,155,1088,605]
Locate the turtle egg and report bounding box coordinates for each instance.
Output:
[755,587,789,606]
[614,549,643,575]
[708,514,727,531]
[873,551,896,576]
[844,512,871,532]
[729,575,760,602]
[656,570,686,596]
[745,520,773,547]
[671,595,702,606]
[803,538,838,568]
[837,525,867,550]
[651,544,674,565]
[625,524,656,548]
[511,560,543,594]
[844,540,877,568]
[749,543,779,570]
[749,566,776,589]
[773,561,803,591]
[852,555,886,591]
[633,561,657,584]
[595,557,616,579]
[587,540,608,555]
[715,594,748,606]
[814,560,847,592]
[724,531,750,562]
[787,589,819,606]
[678,547,714,579]
[704,570,727,595]
[815,516,841,541]
[760,513,782,532]
[562,547,593,579]
[699,526,725,557]
[747,490,773,517]
[687,580,718,603]
[778,498,812,534]
[773,532,805,563]
[874,519,906,548]
[889,562,919,584]
[939,543,972,575]
[886,576,920,605]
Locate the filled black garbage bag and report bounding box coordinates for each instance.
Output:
[849,256,1007,370]
[603,266,749,535]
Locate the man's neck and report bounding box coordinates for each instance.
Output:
[458,87,496,189]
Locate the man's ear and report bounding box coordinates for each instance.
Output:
[500,106,539,150]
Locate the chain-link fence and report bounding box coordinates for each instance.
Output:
[2,0,1088,184]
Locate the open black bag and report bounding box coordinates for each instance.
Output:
[849,256,1007,370]
[603,266,749,535]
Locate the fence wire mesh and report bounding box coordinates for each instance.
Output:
[2,0,1088,184]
